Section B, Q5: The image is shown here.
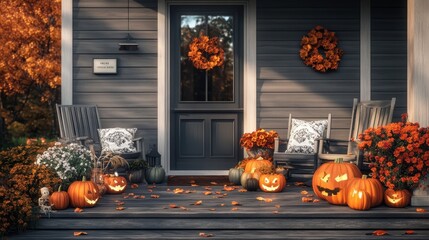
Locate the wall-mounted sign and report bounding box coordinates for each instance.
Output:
[93,58,117,74]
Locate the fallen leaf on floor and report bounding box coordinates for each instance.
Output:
[238,188,247,192]
[133,195,140,199]
[416,208,426,212]
[130,184,139,189]
[306,194,314,198]
[166,188,171,192]
[294,182,305,186]
[191,184,199,187]
[223,185,235,191]
[215,191,222,195]
[191,200,203,205]
[313,199,320,203]
[372,230,388,236]
[180,206,189,211]
[256,197,265,201]
[302,197,314,203]
[210,181,218,185]
[264,198,273,203]
[73,231,88,236]
[199,232,214,237]
[404,230,415,235]
[173,188,184,194]
[139,195,146,199]
[275,205,281,208]
[147,185,156,189]
[209,208,216,211]
[220,203,225,207]
[116,201,125,206]
[231,207,239,211]
[169,204,179,208]
[203,191,212,195]
[148,189,153,193]
[205,187,212,191]
[151,194,160,198]
[123,195,129,199]
[231,201,241,206]
[190,180,196,184]
[300,190,309,195]
[128,193,135,196]
[272,210,279,214]
[115,206,125,211]
[74,208,83,213]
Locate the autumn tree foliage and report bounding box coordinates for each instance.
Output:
[0,0,61,145]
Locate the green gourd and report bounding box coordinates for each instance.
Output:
[146,166,166,184]
[228,168,244,185]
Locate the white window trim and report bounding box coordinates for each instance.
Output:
[158,0,257,175]
[61,0,73,104]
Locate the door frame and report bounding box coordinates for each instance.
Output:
[157,0,257,175]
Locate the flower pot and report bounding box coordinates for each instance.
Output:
[128,169,145,183]
[246,148,273,159]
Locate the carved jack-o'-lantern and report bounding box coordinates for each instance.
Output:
[259,173,286,193]
[346,175,384,207]
[384,189,411,208]
[104,172,127,194]
[67,176,100,208]
[347,189,371,211]
[312,158,362,205]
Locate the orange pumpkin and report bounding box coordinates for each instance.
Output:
[312,158,362,205]
[67,176,100,208]
[384,189,411,208]
[259,173,286,193]
[346,175,384,207]
[244,157,272,173]
[104,173,127,194]
[50,185,70,210]
[347,189,371,211]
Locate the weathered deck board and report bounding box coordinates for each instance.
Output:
[9,184,429,239]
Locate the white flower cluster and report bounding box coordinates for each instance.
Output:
[35,142,92,182]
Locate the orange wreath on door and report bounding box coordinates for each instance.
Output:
[188,35,225,71]
[299,26,343,72]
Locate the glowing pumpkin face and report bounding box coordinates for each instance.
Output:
[259,173,286,193]
[312,158,362,205]
[104,174,127,194]
[384,189,411,208]
[67,176,100,208]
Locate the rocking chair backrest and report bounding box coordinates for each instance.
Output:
[347,98,396,154]
[56,104,102,145]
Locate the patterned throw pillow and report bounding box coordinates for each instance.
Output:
[286,119,328,154]
[98,128,137,154]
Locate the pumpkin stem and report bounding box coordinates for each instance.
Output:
[334,158,344,164]
[58,185,62,192]
[82,176,87,182]
[362,175,368,179]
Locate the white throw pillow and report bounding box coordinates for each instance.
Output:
[98,127,137,154]
[286,119,328,154]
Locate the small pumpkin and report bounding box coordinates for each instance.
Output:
[229,167,244,185]
[312,158,362,205]
[67,176,100,208]
[104,173,127,194]
[259,173,286,193]
[146,166,166,184]
[128,169,145,183]
[50,185,70,210]
[347,189,371,211]
[244,178,259,191]
[240,170,260,188]
[244,157,272,173]
[384,188,411,208]
[346,175,384,207]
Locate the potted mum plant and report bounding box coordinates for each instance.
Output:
[358,114,429,207]
[128,159,148,183]
[240,128,278,160]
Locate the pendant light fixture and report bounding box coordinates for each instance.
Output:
[119,0,139,51]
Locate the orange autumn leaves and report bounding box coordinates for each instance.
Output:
[240,128,279,150]
[358,113,429,190]
[188,35,225,71]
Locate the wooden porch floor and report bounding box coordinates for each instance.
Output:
[11,182,429,239]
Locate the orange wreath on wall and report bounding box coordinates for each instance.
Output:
[299,26,343,72]
[188,35,225,71]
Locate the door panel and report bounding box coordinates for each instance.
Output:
[170,6,243,171]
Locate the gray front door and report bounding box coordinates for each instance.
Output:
[170,6,243,170]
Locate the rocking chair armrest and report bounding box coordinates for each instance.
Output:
[132,137,146,160]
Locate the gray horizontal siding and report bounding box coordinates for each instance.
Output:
[371,0,407,120]
[73,0,158,150]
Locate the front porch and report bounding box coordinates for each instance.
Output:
[14,183,429,239]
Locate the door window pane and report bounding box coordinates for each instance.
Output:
[180,14,234,102]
